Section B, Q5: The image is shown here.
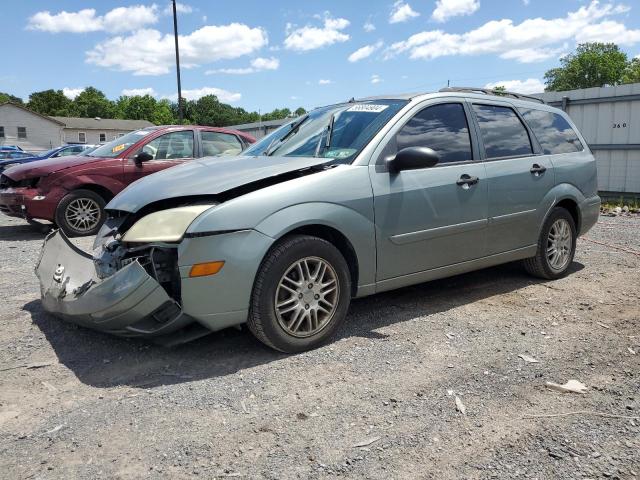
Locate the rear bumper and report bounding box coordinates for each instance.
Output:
[0,187,58,221]
[36,231,192,337]
[579,195,601,236]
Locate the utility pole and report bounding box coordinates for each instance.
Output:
[172,0,183,123]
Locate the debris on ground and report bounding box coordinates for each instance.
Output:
[455,396,467,415]
[353,437,381,448]
[545,379,588,394]
[518,354,539,363]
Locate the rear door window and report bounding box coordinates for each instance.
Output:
[518,108,583,154]
[472,104,533,159]
[395,103,473,163]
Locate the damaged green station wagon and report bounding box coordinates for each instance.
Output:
[36,88,600,352]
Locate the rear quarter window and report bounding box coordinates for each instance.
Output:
[518,108,584,155]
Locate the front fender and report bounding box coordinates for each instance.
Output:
[254,202,377,294]
[52,173,123,197]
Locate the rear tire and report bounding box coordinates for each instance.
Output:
[523,207,576,280]
[248,235,351,353]
[55,189,106,237]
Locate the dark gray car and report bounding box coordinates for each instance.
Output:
[36,88,600,352]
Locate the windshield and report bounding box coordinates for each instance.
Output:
[38,148,59,157]
[243,99,407,163]
[87,128,158,158]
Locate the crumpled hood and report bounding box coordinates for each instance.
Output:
[107,155,332,213]
[2,155,105,180]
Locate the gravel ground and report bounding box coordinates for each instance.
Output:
[0,214,638,479]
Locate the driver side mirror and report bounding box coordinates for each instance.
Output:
[133,151,153,166]
[386,147,439,173]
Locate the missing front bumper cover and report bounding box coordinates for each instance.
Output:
[35,231,191,337]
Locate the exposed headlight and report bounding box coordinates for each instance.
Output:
[122,205,214,243]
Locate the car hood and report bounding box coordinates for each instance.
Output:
[0,156,40,166]
[2,155,106,180]
[108,155,333,213]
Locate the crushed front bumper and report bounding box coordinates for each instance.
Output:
[35,231,192,337]
[0,187,59,221]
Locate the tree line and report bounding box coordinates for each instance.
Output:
[0,87,306,127]
[2,42,639,126]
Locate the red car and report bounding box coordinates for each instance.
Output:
[0,125,255,236]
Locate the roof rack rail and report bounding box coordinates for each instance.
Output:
[439,87,545,104]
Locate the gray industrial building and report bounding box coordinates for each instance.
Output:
[226,118,290,140]
[535,83,640,196]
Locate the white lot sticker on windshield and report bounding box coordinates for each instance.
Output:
[347,104,388,113]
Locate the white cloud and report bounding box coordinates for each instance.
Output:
[251,57,279,70]
[364,21,376,32]
[87,24,268,75]
[318,79,333,85]
[206,57,279,75]
[485,78,545,94]
[576,20,640,45]
[62,87,84,99]
[386,1,640,63]
[164,87,241,103]
[27,5,159,33]
[432,0,480,23]
[121,87,158,97]
[371,74,383,84]
[348,41,383,62]
[500,46,566,63]
[390,1,420,24]
[284,14,350,51]
[523,0,530,5]
[163,2,193,15]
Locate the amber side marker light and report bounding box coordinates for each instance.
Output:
[189,261,225,278]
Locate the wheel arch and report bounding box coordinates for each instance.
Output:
[539,183,587,235]
[71,183,116,203]
[254,202,377,297]
[277,224,360,297]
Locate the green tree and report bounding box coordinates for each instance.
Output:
[71,87,115,118]
[491,86,507,96]
[151,99,176,125]
[622,58,640,84]
[0,92,23,104]
[294,107,307,116]
[261,108,292,121]
[115,94,158,121]
[544,43,628,91]
[26,89,73,116]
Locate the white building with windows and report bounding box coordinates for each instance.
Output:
[0,102,153,152]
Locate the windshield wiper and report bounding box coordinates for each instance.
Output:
[315,112,336,157]
[264,114,309,156]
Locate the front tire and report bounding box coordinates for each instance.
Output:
[248,235,351,353]
[55,189,106,237]
[523,207,577,280]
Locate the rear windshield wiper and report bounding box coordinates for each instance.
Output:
[265,114,309,156]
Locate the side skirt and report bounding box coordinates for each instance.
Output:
[373,245,537,295]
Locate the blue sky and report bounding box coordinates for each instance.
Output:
[2,0,639,113]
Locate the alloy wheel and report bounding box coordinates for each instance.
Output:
[64,198,101,233]
[546,218,572,271]
[274,256,339,338]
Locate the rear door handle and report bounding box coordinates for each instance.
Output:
[456,174,479,188]
[530,164,547,175]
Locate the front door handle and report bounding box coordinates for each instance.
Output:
[456,174,479,188]
[530,164,547,175]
